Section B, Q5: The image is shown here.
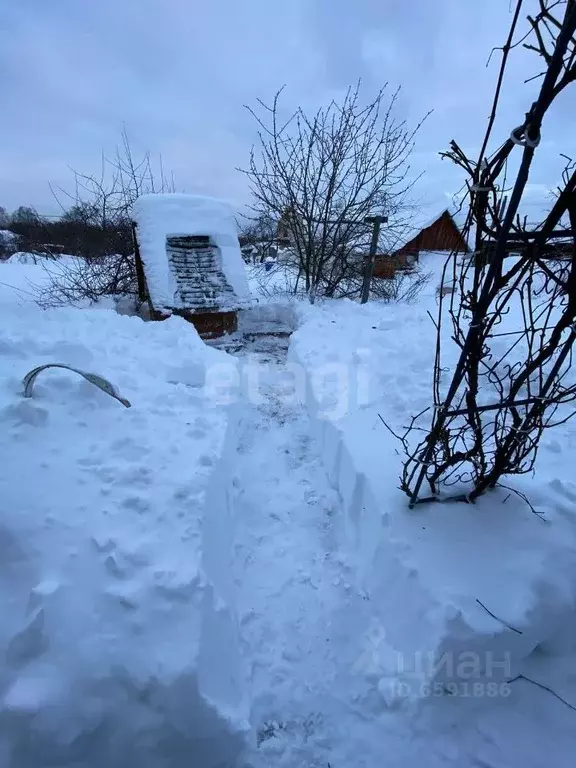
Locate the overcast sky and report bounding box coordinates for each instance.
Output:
[1,0,575,221]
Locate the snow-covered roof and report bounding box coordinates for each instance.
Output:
[132,194,250,313]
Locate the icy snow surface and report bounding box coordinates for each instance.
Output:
[133,194,251,313]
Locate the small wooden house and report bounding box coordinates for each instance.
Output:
[132,194,250,339]
[374,209,469,279]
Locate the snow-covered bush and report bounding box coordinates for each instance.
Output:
[0,230,18,261]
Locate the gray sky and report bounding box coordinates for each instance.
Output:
[1,0,574,220]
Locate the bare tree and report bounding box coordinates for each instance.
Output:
[0,206,17,260]
[401,0,576,506]
[368,265,433,304]
[34,132,175,309]
[10,206,43,226]
[240,83,427,302]
[51,129,175,229]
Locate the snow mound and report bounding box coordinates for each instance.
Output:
[0,263,44,306]
[0,258,124,311]
[290,298,576,699]
[0,306,248,767]
[6,252,44,265]
[133,193,251,313]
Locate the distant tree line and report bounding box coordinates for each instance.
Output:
[0,132,174,307]
[0,204,133,262]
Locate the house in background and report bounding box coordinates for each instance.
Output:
[132,194,251,339]
[240,208,297,264]
[374,209,469,279]
[275,207,296,248]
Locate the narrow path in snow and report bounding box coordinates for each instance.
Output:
[229,333,339,763]
[225,331,416,768]
[221,328,574,768]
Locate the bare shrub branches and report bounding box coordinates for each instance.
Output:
[249,259,432,304]
[35,132,174,309]
[240,83,427,301]
[402,0,576,505]
[33,255,138,309]
[51,129,175,230]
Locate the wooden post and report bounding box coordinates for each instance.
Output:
[132,222,148,303]
[303,213,387,303]
[360,215,386,304]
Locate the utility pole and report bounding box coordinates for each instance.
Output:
[360,215,387,304]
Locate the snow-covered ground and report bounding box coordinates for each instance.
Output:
[0,255,102,309]
[0,260,52,305]
[0,264,248,767]
[246,262,303,304]
[2,254,576,767]
[280,253,576,765]
[230,284,576,767]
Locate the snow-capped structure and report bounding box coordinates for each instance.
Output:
[132,194,251,337]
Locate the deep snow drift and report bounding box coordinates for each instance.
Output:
[0,298,248,767]
[2,254,576,768]
[292,293,576,677]
[229,295,576,768]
